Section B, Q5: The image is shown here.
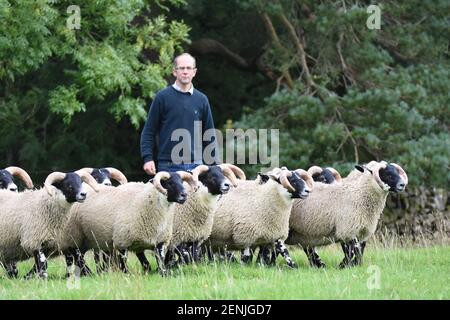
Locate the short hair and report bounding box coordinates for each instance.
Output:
[173,53,196,68]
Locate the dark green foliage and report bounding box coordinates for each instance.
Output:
[234,0,449,187]
[1,0,189,178]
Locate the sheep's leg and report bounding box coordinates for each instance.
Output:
[155,243,168,276]
[5,262,18,278]
[178,243,191,264]
[204,243,215,262]
[275,239,297,269]
[64,252,75,278]
[303,246,326,268]
[240,247,253,264]
[353,240,367,265]
[339,240,356,268]
[165,247,179,269]
[32,250,48,279]
[191,241,202,263]
[136,251,151,273]
[94,250,106,273]
[74,249,93,276]
[117,249,129,274]
[256,246,276,266]
[352,239,365,266]
[24,264,37,279]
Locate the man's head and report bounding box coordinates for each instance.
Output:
[172,53,197,87]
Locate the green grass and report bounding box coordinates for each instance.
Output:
[1,243,449,300]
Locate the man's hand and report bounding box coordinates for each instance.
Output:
[143,161,156,176]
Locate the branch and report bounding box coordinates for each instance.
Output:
[190,38,250,69]
[259,13,294,89]
[335,107,359,163]
[278,13,315,92]
[189,38,279,82]
[336,32,356,87]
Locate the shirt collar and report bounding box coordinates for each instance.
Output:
[172,82,194,95]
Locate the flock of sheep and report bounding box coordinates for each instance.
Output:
[0,161,408,279]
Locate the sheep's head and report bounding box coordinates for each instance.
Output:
[82,167,128,186]
[153,171,188,204]
[44,169,100,203]
[355,161,408,193]
[260,168,313,199]
[308,166,342,184]
[0,167,34,192]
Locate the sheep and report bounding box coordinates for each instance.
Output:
[206,167,313,268]
[0,166,34,277]
[152,164,246,270]
[62,171,194,276]
[258,165,343,267]
[86,167,128,187]
[0,169,99,279]
[0,166,34,191]
[61,167,128,275]
[293,166,343,268]
[307,166,342,185]
[286,161,408,268]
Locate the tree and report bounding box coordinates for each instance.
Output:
[0,0,189,178]
[230,0,449,187]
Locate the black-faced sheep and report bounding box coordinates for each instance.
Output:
[206,168,313,268]
[0,170,99,279]
[286,161,408,268]
[63,171,193,276]
[0,166,34,191]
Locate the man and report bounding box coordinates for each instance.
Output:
[140,53,217,175]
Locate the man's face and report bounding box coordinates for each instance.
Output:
[172,55,197,85]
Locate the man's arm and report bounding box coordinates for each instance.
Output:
[140,96,162,175]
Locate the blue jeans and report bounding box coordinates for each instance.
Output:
[157,161,200,173]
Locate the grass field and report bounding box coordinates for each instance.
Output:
[0,242,448,300]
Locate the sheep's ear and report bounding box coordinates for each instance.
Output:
[257,173,270,184]
[355,165,372,174]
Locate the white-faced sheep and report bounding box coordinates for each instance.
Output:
[286,161,408,268]
[0,170,99,279]
[63,171,193,276]
[206,168,313,268]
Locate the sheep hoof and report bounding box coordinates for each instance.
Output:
[338,261,354,269]
[312,262,326,268]
[6,271,18,278]
[287,262,298,269]
[80,267,93,277]
[158,268,169,277]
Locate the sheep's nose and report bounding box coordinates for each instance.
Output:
[397,183,405,191]
[9,187,18,192]
[177,192,187,203]
[221,182,230,192]
[79,192,87,199]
